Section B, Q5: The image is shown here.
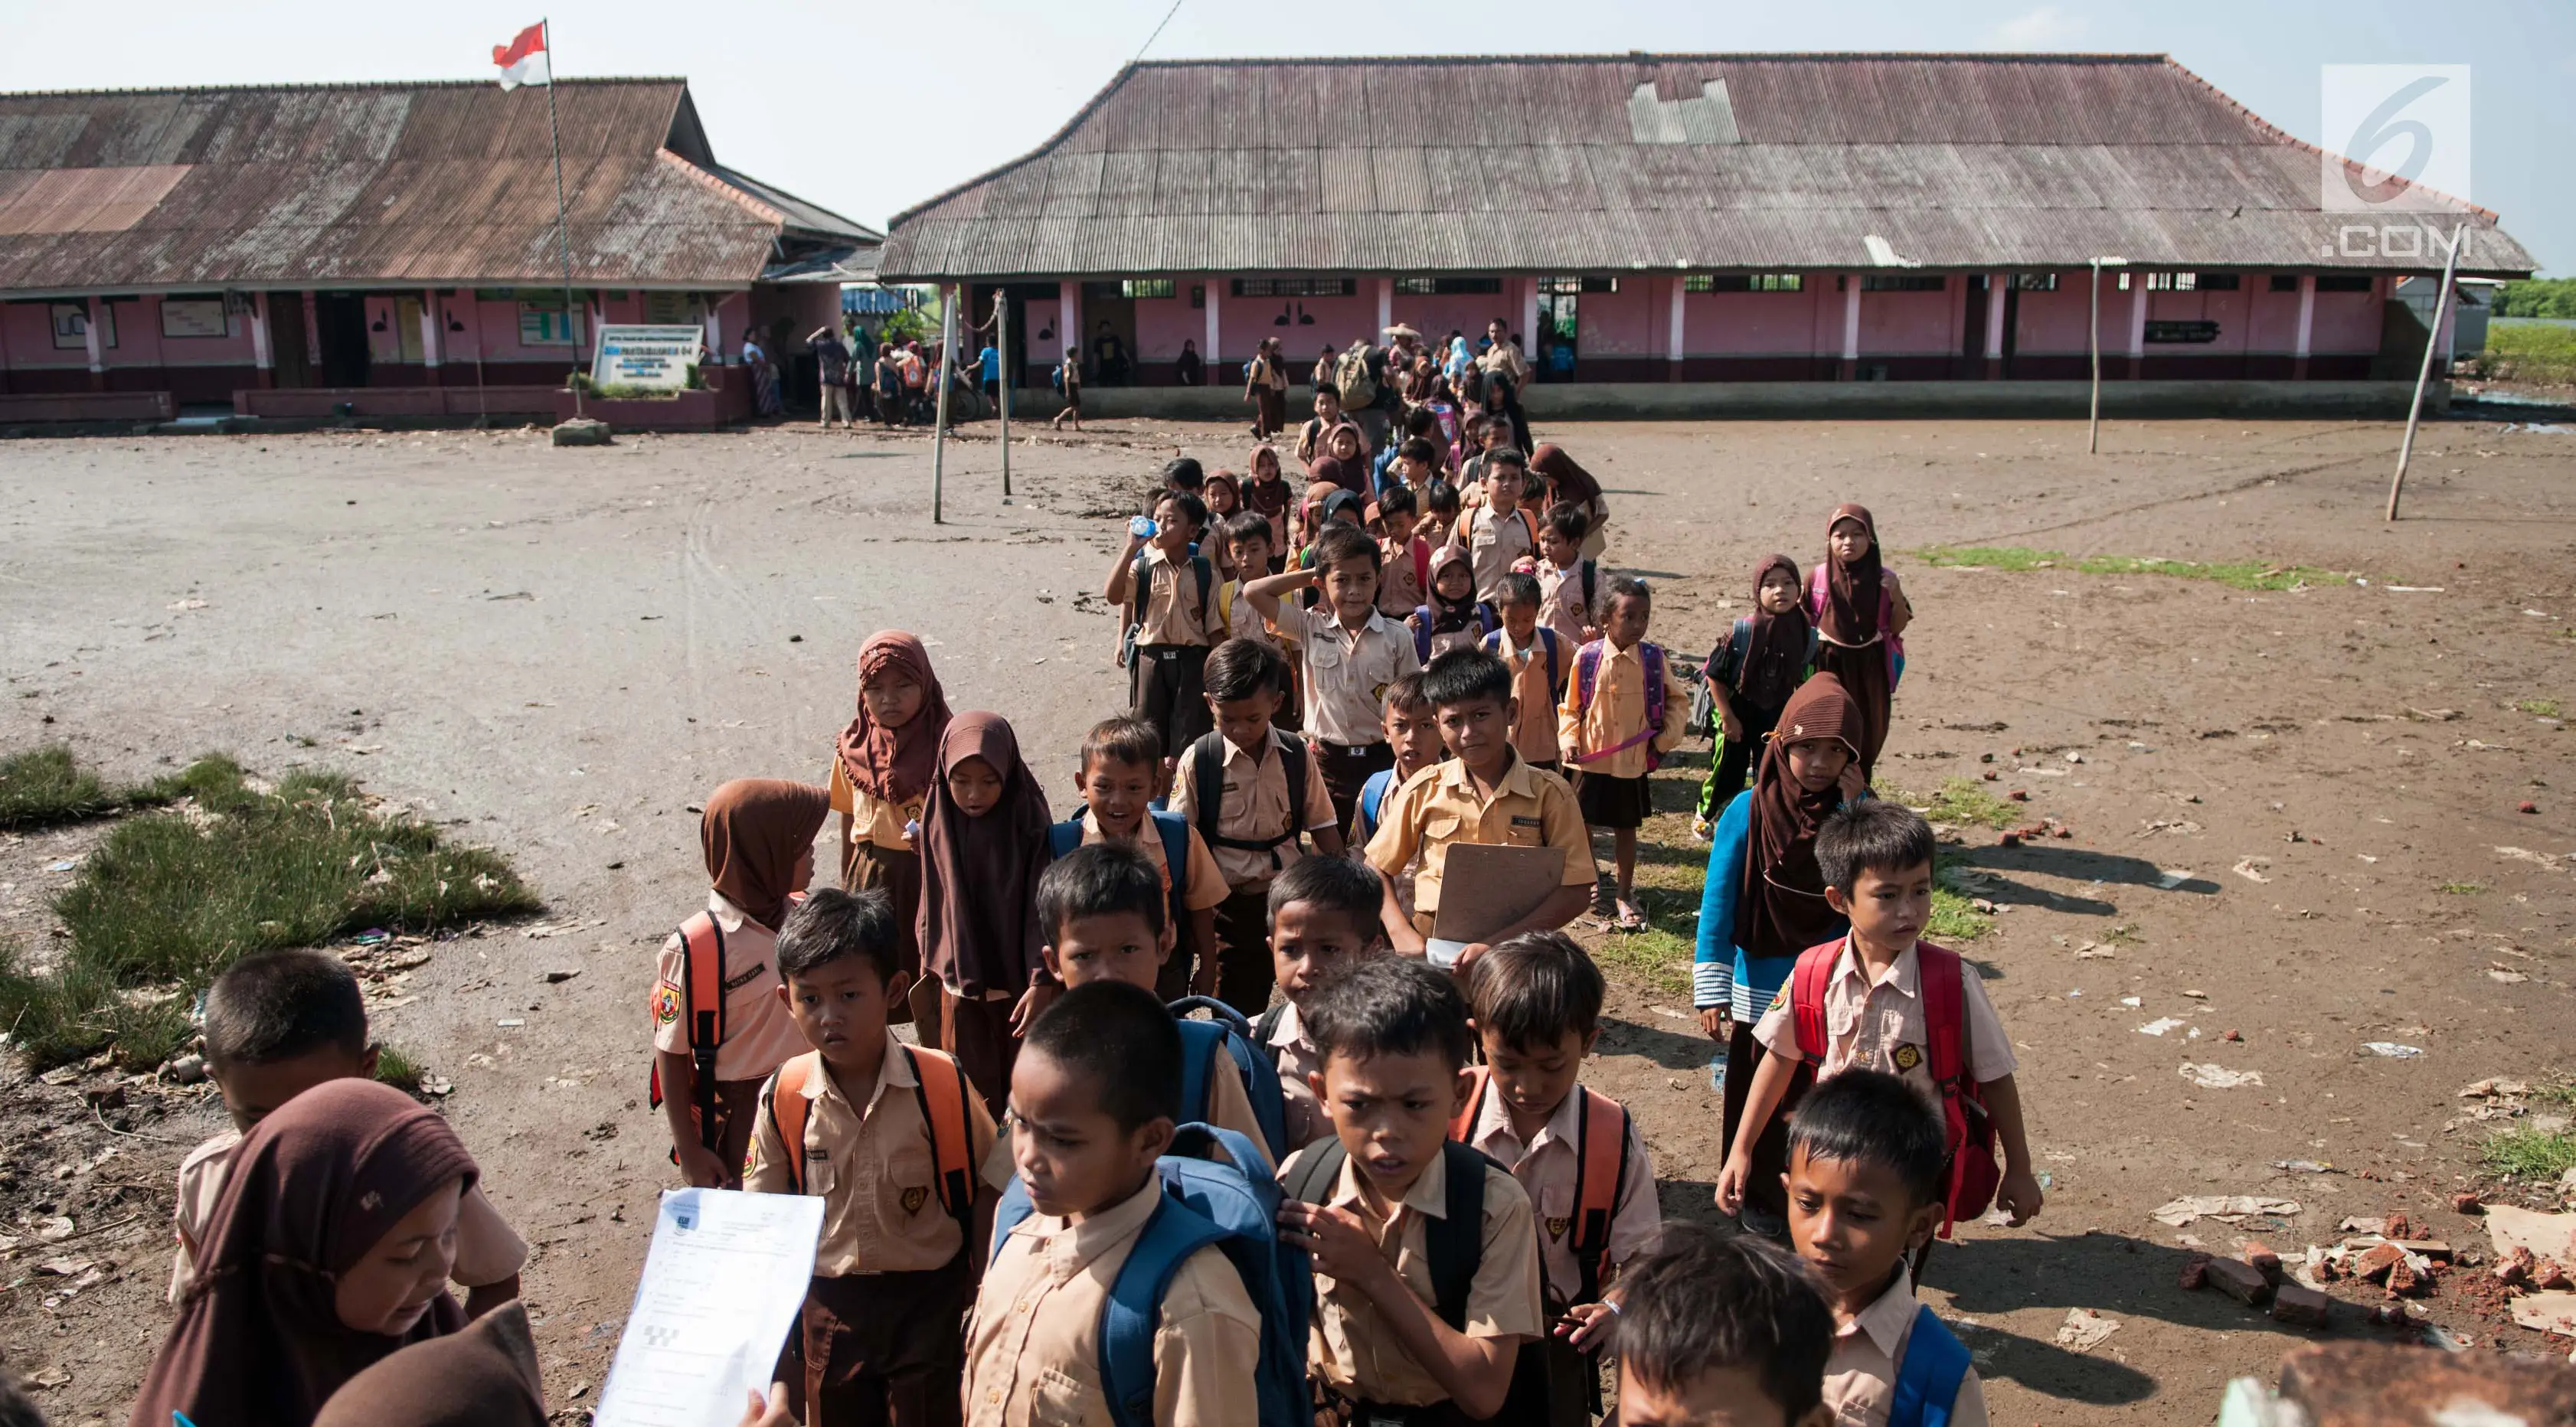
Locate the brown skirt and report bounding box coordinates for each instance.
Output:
[848,842,930,1029]
[940,987,1020,1118]
[796,1258,973,1427]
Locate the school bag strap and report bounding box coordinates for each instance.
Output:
[1410,605,1434,663]
[1566,1089,1631,1306]
[644,913,727,1154]
[1787,938,1842,1066]
[1425,1140,1492,1331]
[1252,1003,1288,1048]
[1567,641,1670,769]
[1169,996,1291,1161]
[1538,627,1562,697]
[770,1055,813,1193]
[904,1044,980,1230]
[1447,1065,1491,1142]
[1045,815,1086,860]
[1099,1193,1233,1427]
[1888,1304,1971,1427]
[1126,552,1216,646]
[1356,766,1395,841]
[1186,731,1306,870]
[1149,808,1194,920]
[1578,557,1596,615]
[1913,942,1999,1238]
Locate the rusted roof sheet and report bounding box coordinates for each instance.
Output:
[880,54,2536,279]
[0,80,879,293]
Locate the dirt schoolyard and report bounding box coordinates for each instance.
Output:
[3,412,2572,1423]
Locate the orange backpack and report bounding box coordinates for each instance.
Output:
[1450,1067,1633,1304]
[769,1046,979,1231]
[646,912,729,1154]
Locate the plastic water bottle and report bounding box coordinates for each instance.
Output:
[1708,1050,1728,1095]
[1129,514,1158,540]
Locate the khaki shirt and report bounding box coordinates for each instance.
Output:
[1135,546,1213,648]
[827,756,922,857]
[1822,1265,1990,1427]
[743,1047,998,1276]
[1264,1001,1329,1152]
[1534,559,1591,649]
[1278,605,1421,749]
[1077,808,1229,915]
[1555,640,1688,781]
[1362,755,1595,919]
[1286,1141,1547,1406]
[1376,536,1427,618]
[1166,728,1338,892]
[1490,631,1563,766]
[652,892,809,1085]
[1458,1085,1659,1308]
[1455,505,1535,606]
[1752,938,2019,1101]
[172,1129,525,1301]
[963,1177,1262,1427]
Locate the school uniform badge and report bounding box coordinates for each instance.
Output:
[901,1186,930,1216]
[1545,1216,1570,1241]
[651,982,682,1026]
[1892,1043,1923,1072]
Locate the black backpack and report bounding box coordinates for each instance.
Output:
[1185,730,1308,874]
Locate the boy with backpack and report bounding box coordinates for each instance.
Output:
[1716,802,2044,1239]
[1558,576,1688,934]
[1243,523,1423,834]
[1371,486,1431,620]
[1277,956,1545,1426]
[1787,1070,1988,1427]
[1530,504,1599,651]
[1106,490,1219,762]
[1456,933,1659,1427]
[1606,1224,1839,1427]
[1031,844,1285,1170]
[1051,716,1228,1000]
[1165,638,1343,1014]
[970,981,1284,1427]
[1485,571,1566,773]
[1253,854,1388,1152]
[1449,446,1535,604]
[744,890,995,1425]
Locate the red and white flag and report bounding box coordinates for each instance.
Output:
[492,22,550,90]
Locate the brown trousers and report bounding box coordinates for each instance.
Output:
[940,987,1019,1118]
[1211,888,1276,1017]
[701,1077,766,1188]
[796,1256,973,1427]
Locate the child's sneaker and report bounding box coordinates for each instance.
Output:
[1690,815,1714,842]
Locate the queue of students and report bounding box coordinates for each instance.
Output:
[112,451,2043,1427]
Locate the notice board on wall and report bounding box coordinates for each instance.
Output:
[590,325,706,390]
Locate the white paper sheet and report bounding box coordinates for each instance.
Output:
[593,1187,825,1427]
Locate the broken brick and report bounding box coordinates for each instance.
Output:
[2537,1258,2573,1291]
[2494,1246,2535,1286]
[2384,1257,2430,1298]
[2244,1241,2283,1283]
[2385,1213,2414,1242]
[2519,801,2539,815]
[2007,789,2029,802]
[2179,1253,2210,1290]
[2354,1243,2405,1284]
[2272,1283,2332,1328]
[2204,1256,2274,1305]
[1999,831,2022,847]
[2452,1192,2482,1215]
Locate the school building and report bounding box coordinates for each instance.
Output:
[0,78,874,424]
[875,53,2538,416]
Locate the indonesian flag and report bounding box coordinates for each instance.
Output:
[493,22,550,90]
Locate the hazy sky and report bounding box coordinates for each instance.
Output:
[3,0,2567,273]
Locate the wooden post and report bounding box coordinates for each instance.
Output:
[933,285,956,524]
[996,290,1012,500]
[2387,224,2466,523]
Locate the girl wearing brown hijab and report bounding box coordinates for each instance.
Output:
[1807,504,1912,779]
[1693,554,1817,832]
[1527,442,1611,560]
[313,1301,547,1427]
[652,777,829,1189]
[827,631,952,1034]
[917,712,1054,1114]
[1242,444,1293,565]
[129,1079,479,1427]
[1689,673,1868,1229]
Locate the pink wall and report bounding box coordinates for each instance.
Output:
[1131,291,1199,362]
[2,303,84,370]
[1577,283,1655,357]
[1857,285,1957,355]
[1681,287,1831,355]
[2310,285,2384,350]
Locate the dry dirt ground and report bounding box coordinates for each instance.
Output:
[2,410,2573,1424]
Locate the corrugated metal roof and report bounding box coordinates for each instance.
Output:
[880,53,2536,279]
[0,80,881,293]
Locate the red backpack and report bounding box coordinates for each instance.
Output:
[1450,1067,1633,1304]
[1787,939,1999,1239]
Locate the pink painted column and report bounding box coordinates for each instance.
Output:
[0,297,14,394]
[1059,279,1080,366]
[2127,276,2149,379]
[1520,278,1538,365]
[1204,280,1221,380]
[1983,273,2007,378]
[420,289,444,388]
[2292,274,2316,380]
[1375,277,1393,339]
[84,296,106,391]
[1839,275,1861,381]
[1666,277,1685,381]
[250,292,274,389]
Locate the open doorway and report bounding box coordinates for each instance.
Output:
[1535,277,1601,381]
[1079,284,1136,385]
[313,293,370,388]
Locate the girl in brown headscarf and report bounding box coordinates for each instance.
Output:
[1528,442,1611,560]
[1242,445,1292,567]
[1694,554,1816,834]
[129,1079,480,1427]
[1808,504,1911,779]
[314,1301,547,1427]
[828,631,951,1034]
[652,778,829,1188]
[917,712,1054,1114]
[1203,472,1244,580]
[1689,672,1867,1228]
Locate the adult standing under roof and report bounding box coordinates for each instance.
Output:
[1244,335,1290,439]
[1092,321,1131,386]
[1175,338,1205,387]
[1479,318,1533,452]
[807,325,855,430]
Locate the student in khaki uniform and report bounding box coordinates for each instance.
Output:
[1483,572,1566,774]
[1556,575,1690,933]
[1063,717,1228,999]
[1447,446,1536,604]
[655,779,830,1190]
[1277,957,1545,1426]
[1256,855,1389,1152]
[1165,638,1342,1015]
[965,982,1262,1427]
[828,630,952,1037]
[1362,648,1595,953]
[1244,522,1424,831]
[745,890,999,1426]
[1106,491,1218,761]
[1602,1225,1839,1427]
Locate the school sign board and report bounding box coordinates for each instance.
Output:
[591,324,705,390]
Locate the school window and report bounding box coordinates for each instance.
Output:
[1230,278,1355,299]
[2269,274,2300,292]
[2143,272,2240,292]
[516,300,586,346]
[1861,274,1947,292]
[1685,274,1803,292]
[2315,274,2374,292]
[1394,277,1502,295]
[1081,279,1175,300]
[2195,273,2241,290]
[1537,276,1619,295]
[2011,273,2058,291]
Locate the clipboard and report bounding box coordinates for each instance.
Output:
[1427,843,1568,965]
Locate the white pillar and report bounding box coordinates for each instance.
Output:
[1205,280,1221,375]
[1666,277,1685,371]
[1841,276,1862,361]
[83,296,105,374]
[1983,273,2007,360]
[1520,278,1538,364]
[2127,276,2149,364]
[705,297,724,365]
[1059,279,1080,361]
[1375,276,1393,338]
[2293,273,2316,374]
[420,290,443,371]
[250,293,273,375]
[2433,279,2457,373]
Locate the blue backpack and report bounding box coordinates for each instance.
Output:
[1888,1303,1972,1427]
[1169,995,1290,1164]
[993,1123,1309,1427]
[1411,600,1499,662]
[1355,766,1399,843]
[1049,812,1194,936]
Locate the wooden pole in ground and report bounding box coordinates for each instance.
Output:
[996,290,1012,500]
[932,286,956,524]
[2387,224,2467,523]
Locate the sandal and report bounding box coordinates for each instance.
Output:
[1613,902,1649,934]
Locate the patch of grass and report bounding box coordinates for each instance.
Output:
[374,1045,424,1096]
[2440,882,2485,895]
[1592,925,1695,998]
[1920,777,2019,831]
[2480,321,2576,385]
[2516,697,2563,719]
[2483,1126,2576,1180]
[1929,887,1994,942]
[0,745,214,830]
[1914,546,2355,593]
[0,759,540,1069]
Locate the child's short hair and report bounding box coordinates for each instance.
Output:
[1152,489,1208,531]
[1224,511,1275,552]
[1204,637,1287,704]
[202,950,368,1067]
[1815,801,1937,894]
[1613,1223,1834,1419]
[1482,446,1527,475]
[1376,485,1417,518]
[1266,854,1384,934]
[1024,980,1182,1131]
[1383,671,1430,716]
[1081,715,1164,774]
[1404,407,1438,439]
[1302,955,1473,1071]
[1495,570,1541,609]
[1312,521,1380,573]
[1035,841,1167,942]
[1466,930,1603,1050]
[1544,501,1590,545]
[777,887,902,985]
[1162,456,1206,491]
[1420,647,1514,710]
[1398,436,1439,465]
[1592,573,1651,625]
[1787,1069,1948,1211]
[1424,480,1462,517]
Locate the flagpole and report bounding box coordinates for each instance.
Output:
[541,18,581,417]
